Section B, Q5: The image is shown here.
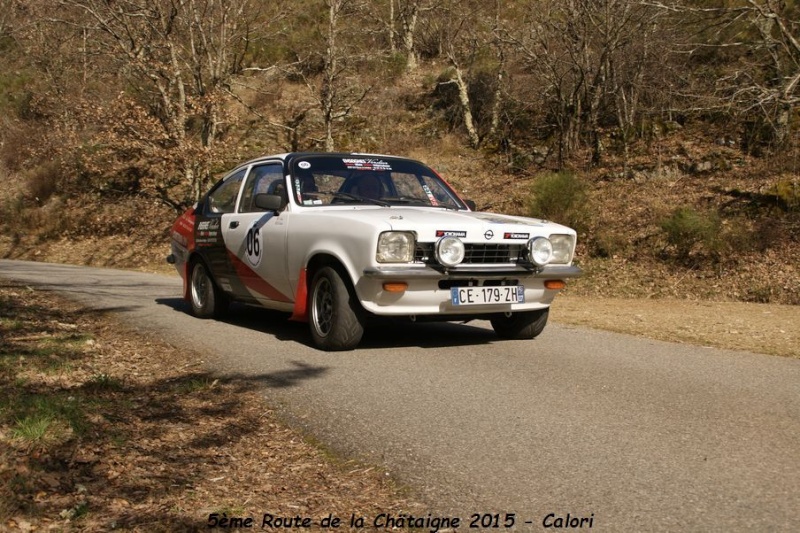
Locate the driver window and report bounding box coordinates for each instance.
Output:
[239,163,284,213]
[208,169,246,214]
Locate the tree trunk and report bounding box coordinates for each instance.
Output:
[323,0,338,152]
[400,2,419,72]
[448,54,479,148]
[388,0,396,54]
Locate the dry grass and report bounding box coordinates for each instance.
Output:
[552,295,800,359]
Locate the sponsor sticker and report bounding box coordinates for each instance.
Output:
[342,158,392,171]
[504,232,530,239]
[436,230,467,238]
[197,219,220,231]
[421,183,438,206]
[298,161,311,169]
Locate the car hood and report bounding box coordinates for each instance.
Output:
[311,206,575,243]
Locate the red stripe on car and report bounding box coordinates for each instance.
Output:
[226,251,292,303]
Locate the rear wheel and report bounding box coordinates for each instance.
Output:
[309,266,364,351]
[491,308,549,339]
[189,260,229,319]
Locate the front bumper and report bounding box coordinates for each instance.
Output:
[356,263,582,316]
[362,264,583,280]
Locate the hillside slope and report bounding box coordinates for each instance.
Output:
[0,65,798,306]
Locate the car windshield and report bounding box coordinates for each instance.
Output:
[289,155,465,209]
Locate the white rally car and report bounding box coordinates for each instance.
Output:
[168,153,581,351]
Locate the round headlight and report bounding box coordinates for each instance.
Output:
[435,236,465,267]
[528,237,553,266]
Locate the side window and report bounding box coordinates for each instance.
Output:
[208,169,246,214]
[239,164,284,213]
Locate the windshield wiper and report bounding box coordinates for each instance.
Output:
[381,196,428,206]
[330,192,391,206]
[381,196,459,209]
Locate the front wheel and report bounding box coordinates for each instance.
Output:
[189,260,229,319]
[309,266,365,351]
[491,308,549,339]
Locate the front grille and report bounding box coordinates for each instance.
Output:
[415,243,525,264]
[465,244,524,263]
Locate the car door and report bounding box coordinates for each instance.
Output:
[221,162,293,307]
[194,167,248,296]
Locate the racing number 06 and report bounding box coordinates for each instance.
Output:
[245,226,262,267]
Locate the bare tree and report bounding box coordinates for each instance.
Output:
[444,51,481,148]
[722,0,799,150]
[55,0,266,202]
[595,1,667,168]
[397,0,438,72]
[0,0,109,174]
[365,0,435,71]
[322,0,346,151]
[310,0,372,152]
[364,0,397,55]
[650,0,799,153]
[506,0,671,166]
[435,0,506,149]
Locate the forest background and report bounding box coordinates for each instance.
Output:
[0,0,798,305]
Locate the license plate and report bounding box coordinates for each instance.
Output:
[450,286,524,306]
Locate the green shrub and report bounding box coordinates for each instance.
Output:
[526,171,589,231]
[660,206,722,260]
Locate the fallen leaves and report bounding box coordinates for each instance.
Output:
[1,283,422,531]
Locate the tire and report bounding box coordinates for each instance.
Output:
[491,308,549,340]
[309,266,365,351]
[189,260,229,319]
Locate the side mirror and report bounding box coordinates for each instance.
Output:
[254,193,286,212]
[464,199,477,211]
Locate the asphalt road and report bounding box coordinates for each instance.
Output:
[1,259,798,531]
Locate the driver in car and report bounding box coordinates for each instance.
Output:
[354,174,383,200]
